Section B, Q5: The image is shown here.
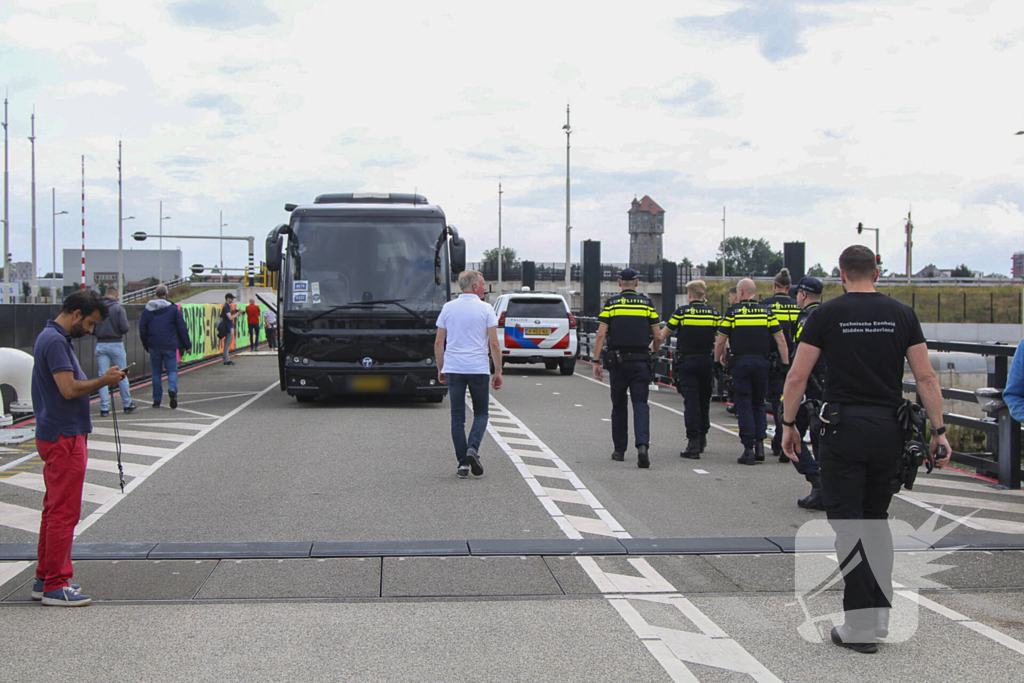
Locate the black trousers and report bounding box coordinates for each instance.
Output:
[768,366,788,454]
[609,360,651,451]
[819,409,901,636]
[731,358,769,448]
[675,356,713,440]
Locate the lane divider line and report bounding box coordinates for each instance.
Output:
[486,395,783,683]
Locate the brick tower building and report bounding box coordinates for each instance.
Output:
[628,195,664,268]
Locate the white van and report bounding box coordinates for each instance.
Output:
[492,292,578,375]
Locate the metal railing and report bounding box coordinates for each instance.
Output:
[122,276,190,304]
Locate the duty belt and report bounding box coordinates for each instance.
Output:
[616,351,652,363]
[677,353,712,361]
[829,404,898,419]
[733,354,767,360]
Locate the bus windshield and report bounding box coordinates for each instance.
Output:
[286,215,448,314]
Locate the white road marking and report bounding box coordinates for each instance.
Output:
[91,427,193,443]
[903,491,1024,515]
[1,473,119,506]
[486,395,782,682]
[121,421,212,430]
[0,501,41,533]
[0,452,39,473]
[602,418,611,422]
[177,393,260,406]
[86,440,172,459]
[86,458,149,478]
[72,382,278,538]
[694,469,709,474]
[0,561,33,589]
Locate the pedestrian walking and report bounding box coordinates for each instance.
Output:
[139,284,192,409]
[92,286,137,417]
[217,293,240,365]
[658,280,719,459]
[32,290,128,606]
[592,268,661,468]
[433,270,503,479]
[264,306,278,351]
[782,245,950,653]
[789,276,826,509]
[245,298,261,352]
[715,278,788,465]
[761,268,802,459]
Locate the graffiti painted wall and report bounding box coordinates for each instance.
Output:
[179,302,266,363]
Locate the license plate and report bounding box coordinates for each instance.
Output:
[526,327,552,335]
[351,375,390,392]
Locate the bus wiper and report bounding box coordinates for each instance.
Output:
[300,304,384,326]
[349,299,428,325]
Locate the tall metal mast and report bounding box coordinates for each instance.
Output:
[3,92,8,286]
[563,105,571,296]
[29,110,37,301]
[497,180,503,293]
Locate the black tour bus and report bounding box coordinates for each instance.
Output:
[264,193,466,402]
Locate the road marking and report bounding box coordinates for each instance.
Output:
[903,491,1024,515]
[72,382,278,538]
[0,452,39,473]
[694,469,709,474]
[0,501,41,533]
[91,427,193,443]
[0,561,33,589]
[1,473,119,506]
[486,395,782,682]
[86,458,149,478]
[177,393,260,406]
[86,440,173,459]
[125,421,217,430]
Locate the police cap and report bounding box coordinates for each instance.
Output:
[797,277,823,295]
[619,267,640,281]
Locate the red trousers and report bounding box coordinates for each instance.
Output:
[35,435,88,592]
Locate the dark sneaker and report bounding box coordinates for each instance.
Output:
[467,449,483,476]
[41,586,92,607]
[99,409,110,417]
[457,465,470,479]
[123,403,137,414]
[152,402,161,409]
[32,579,79,600]
[224,361,236,366]
[168,390,178,410]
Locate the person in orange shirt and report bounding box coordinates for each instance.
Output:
[244,298,261,352]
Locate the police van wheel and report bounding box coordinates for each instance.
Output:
[559,358,577,376]
[296,395,315,403]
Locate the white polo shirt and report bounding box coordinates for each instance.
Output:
[436,293,498,375]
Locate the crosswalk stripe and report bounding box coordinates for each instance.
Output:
[913,478,1024,498]
[123,421,210,430]
[525,464,570,480]
[86,440,172,458]
[0,501,41,533]
[905,491,1024,516]
[543,487,588,505]
[91,427,192,443]
[87,459,149,478]
[1,472,120,506]
[563,514,617,537]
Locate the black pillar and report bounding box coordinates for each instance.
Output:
[661,261,677,321]
[784,242,805,281]
[521,261,535,291]
[581,240,601,317]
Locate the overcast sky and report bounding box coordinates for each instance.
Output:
[1,0,1022,280]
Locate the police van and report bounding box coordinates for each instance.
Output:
[492,291,578,375]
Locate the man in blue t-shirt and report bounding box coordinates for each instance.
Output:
[31,289,128,607]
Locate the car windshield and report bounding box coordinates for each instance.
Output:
[285,215,448,313]
[505,299,567,319]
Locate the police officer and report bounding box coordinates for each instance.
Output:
[714,278,788,465]
[592,268,661,468]
[658,280,719,458]
[782,245,951,654]
[761,268,802,460]
[790,276,826,509]
[722,286,740,414]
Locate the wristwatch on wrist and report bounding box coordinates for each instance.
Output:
[782,418,797,428]
[934,425,946,436]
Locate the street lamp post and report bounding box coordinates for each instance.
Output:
[158,201,170,283]
[497,180,503,294]
[219,211,227,283]
[119,215,134,288]
[52,188,66,300]
[563,105,571,298]
[1015,131,1023,331]
[29,112,36,302]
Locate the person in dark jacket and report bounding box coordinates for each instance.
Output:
[92,287,137,417]
[139,285,192,408]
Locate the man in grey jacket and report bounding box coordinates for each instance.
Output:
[93,287,137,417]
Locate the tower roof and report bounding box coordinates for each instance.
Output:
[631,195,664,215]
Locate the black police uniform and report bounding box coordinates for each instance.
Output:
[798,291,926,643]
[597,289,660,458]
[761,292,801,455]
[793,300,825,471]
[717,300,781,461]
[665,299,720,456]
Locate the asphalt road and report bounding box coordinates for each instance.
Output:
[2,354,1024,682]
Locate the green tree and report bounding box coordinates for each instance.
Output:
[831,266,841,277]
[481,246,519,270]
[21,281,31,298]
[951,264,973,278]
[807,263,828,278]
[679,257,694,268]
[703,260,721,276]
[719,237,783,276]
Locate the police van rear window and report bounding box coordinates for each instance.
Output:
[506,299,567,319]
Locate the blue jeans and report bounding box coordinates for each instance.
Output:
[150,349,179,403]
[731,357,769,448]
[95,342,132,411]
[447,374,490,466]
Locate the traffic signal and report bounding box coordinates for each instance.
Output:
[857,222,864,234]
[876,254,882,268]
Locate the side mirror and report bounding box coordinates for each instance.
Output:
[265,224,286,272]
[449,225,466,274]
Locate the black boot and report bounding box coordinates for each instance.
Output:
[737,447,756,465]
[680,438,701,459]
[798,475,825,510]
[774,446,787,463]
[699,434,707,453]
[611,450,625,462]
[637,445,650,469]
[754,441,765,462]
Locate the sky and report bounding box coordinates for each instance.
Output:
[0,0,1023,280]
